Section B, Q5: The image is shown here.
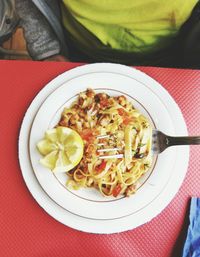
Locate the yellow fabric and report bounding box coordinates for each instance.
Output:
[62,0,198,53]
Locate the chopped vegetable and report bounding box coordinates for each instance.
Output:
[123,116,134,125]
[96,160,107,173]
[80,129,95,142]
[112,184,122,197]
[117,108,127,116]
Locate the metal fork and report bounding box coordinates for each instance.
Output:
[152,130,200,154]
[97,134,123,159]
[97,130,200,159]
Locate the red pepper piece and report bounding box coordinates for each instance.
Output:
[96,160,107,173]
[112,184,122,197]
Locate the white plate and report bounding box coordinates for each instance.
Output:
[19,63,189,233]
[30,72,174,220]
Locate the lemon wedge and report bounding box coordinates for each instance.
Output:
[37,127,84,173]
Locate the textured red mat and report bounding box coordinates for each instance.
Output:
[1,60,200,257]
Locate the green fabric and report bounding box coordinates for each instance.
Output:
[62,0,197,54]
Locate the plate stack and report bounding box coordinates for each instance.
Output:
[18,63,189,234]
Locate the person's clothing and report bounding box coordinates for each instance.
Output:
[1,0,200,67]
[182,198,200,257]
[62,0,197,53]
[61,0,200,66]
[0,0,19,43]
[15,0,61,60]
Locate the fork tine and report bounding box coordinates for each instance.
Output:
[97,134,123,159]
[96,135,110,139]
[97,143,105,146]
[99,154,124,159]
[97,148,121,152]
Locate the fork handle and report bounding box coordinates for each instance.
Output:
[166,136,200,146]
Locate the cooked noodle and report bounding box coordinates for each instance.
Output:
[58,89,152,197]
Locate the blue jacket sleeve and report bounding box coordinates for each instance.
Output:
[182,198,200,257]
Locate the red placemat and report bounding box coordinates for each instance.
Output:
[0,60,200,257]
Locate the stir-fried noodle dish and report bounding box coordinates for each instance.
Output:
[58,89,152,197]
